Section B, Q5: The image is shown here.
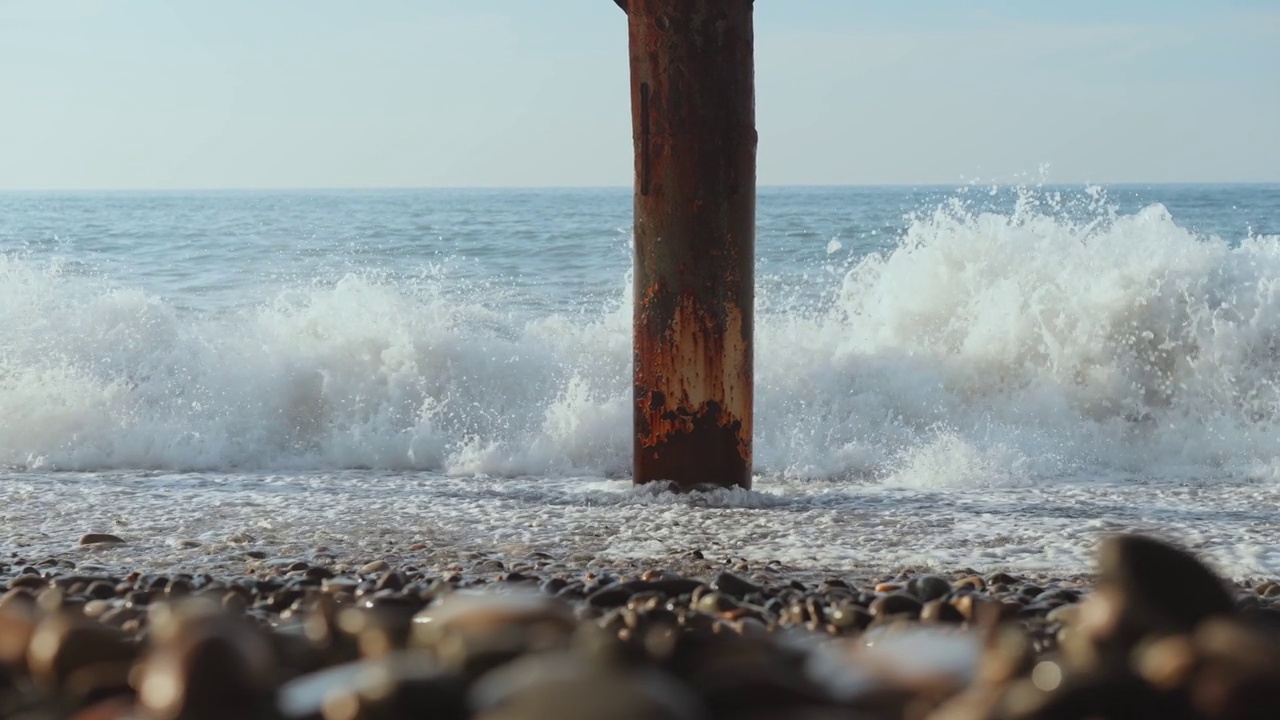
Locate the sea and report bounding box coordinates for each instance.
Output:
[2,184,1280,578]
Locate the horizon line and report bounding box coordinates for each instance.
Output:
[2,180,1279,194]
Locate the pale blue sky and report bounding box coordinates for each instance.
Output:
[1,1,1277,189]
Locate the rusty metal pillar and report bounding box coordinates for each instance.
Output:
[616,0,756,490]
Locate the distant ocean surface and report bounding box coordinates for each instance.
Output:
[3,184,1280,577]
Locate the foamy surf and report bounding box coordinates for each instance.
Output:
[4,187,1280,485]
[0,470,1277,579]
[3,185,1280,575]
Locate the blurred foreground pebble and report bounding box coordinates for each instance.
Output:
[1,534,1278,719]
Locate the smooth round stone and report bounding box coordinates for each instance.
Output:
[1046,604,1082,625]
[951,595,1017,626]
[986,572,1019,586]
[375,571,407,593]
[322,578,359,595]
[1019,584,1045,599]
[470,653,701,720]
[360,560,390,575]
[695,592,740,615]
[84,580,118,600]
[587,585,634,609]
[82,599,115,618]
[626,592,664,614]
[647,578,703,598]
[1097,535,1234,639]
[221,593,249,613]
[412,591,577,656]
[138,620,276,720]
[8,575,50,591]
[0,588,36,609]
[1037,588,1081,604]
[920,599,966,624]
[26,615,137,690]
[869,593,923,619]
[907,575,952,602]
[1133,634,1196,690]
[0,605,38,668]
[77,534,127,546]
[278,652,464,720]
[539,578,568,595]
[303,566,335,582]
[98,606,143,628]
[473,559,506,573]
[711,571,761,600]
[165,579,194,598]
[51,575,96,590]
[827,602,872,631]
[37,588,68,612]
[554,583,587,600]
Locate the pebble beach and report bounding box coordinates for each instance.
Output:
[2,532,1278,719]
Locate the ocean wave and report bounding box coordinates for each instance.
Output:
[5,188,1280,485]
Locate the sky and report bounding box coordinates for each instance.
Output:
[0,0,1277,189]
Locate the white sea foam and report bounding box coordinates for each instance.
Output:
[4,188,1280,575]
[0,471,1277,579]
[5,190,1280,485]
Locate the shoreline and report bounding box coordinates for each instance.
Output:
[5,470,1280,583]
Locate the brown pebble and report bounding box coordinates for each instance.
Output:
[78,533,127,546]
[8,574,49,591]
[0,587,37,608]
[138,612,276,720]
[1096,534,1234,644]
[0,604,38,669]
[828,602,872,631]
[26,614,137,690]
[869,592,923,619]
[1046,603,1082,625]
[82,599,114,619]
[952,594,1018,627]
[1135,634,1196,690]
[921,599,966,624]
[360,560,390,575]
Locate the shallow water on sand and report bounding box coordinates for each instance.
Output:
[2,471,1277,579]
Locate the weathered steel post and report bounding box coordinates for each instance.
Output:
[616,0,756,490]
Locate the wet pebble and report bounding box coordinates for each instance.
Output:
[77,534,127,547]
[0,534,1274,720]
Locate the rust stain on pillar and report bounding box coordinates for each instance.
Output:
[623,0,756,490]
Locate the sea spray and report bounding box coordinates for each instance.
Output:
[4,187,1280,487]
